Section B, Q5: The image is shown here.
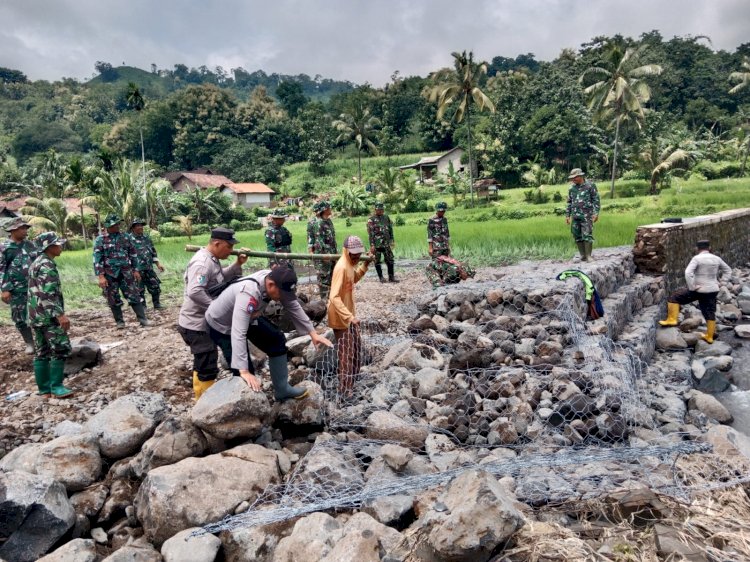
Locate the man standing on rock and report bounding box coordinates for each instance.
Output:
[328,235,370,396]
[565,168,600,262]
[265,210,294,270]
[129,218,165,310]
[427,202,450,258]
[178,227,247,399]
[367,202,397,283]
[307,200,337,301]
[0,217,40,354]
[659,239,732,344]
[93,214,150,328]
[205,267,332,401]
[27,232,73,398]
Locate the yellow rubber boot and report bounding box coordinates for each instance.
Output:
[700,320,716,344]
[193,371,215,400]
[658,303,680,327]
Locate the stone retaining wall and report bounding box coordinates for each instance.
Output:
[633,208,750,292]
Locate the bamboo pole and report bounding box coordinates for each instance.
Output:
[184,245,374,262]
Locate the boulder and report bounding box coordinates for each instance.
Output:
[365,410,430,448]
[0,442,42,473]
[379,443,413,471]
[693,368,731,393]
[135,444,281,546]
[35,433,102,492]
[408,316,438,333]
[687,391,733,424]
[286,334,312,357]
[129,415,209,478]
[655,328,688,350]
[221,524,281,562]
[304,328,335,367]
[64,338,101,375]
[275,381,325,425]
[70,483,109,519]
[425,470,524,561]
[85,392,168,459]
[191,377,272,440]
[161,527,221,562]
[362,494,414,525]
[734,324,750,339]
[393,343,445,371]
[103,537,162,561]
[409,367,447,399]
[449,349,490,371]
[0,470,75,562]
[694,340,732,357]
[53,420,85,437]
[37,539,97,562]
[273,512,342,562]
[703,355,733,372]
[700,425,750,460]
[323,513,402,562]
[295,443,364,494]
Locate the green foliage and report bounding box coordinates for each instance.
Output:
[210,138,282,184]
[692,160,744,179]
[523,189,551,204]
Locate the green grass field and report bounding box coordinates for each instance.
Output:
[1,176,748,322]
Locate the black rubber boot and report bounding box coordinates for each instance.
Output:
[152,291,165,310]
[20,325,34,354]
[269,355,308,401]
[387,263,399,283]
[131,302,153,327]
[111,305,126,329]
[375,264,386,283]
[576,241,588,261]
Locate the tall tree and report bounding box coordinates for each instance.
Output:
[729,55,750,94]
[580,43,662,197]
[424,51,495,206]
[126,82,148,223]
[333,103,380,185]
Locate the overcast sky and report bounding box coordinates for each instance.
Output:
[1,0,748,85]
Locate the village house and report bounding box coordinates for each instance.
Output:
[398,147,465,182]
[164,170,233,193]
[219,182,275,209]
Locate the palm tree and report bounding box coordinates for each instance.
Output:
[643,147,696,194]
[126,83,148,222]
[334,184,369,217]
[333,103,380,185]
[580,43,662,198]
[729,56,750,95]
[20,197,74,238]
[181,187,224,224]
[424,50,495,206]
[65,157,97,247]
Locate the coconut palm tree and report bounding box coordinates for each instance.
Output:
[580,43,662,198]
[126,82,148,221]
[20,197,74,238]
[424,50,495,206]
[333,103,380,185]
[729,56,750,95]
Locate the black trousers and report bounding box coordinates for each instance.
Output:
[177,326,218,381]
[668,288,718,321]
[207,317,288,380]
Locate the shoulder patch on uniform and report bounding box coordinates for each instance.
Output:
[246,296,259,314]
[196,273,207,286]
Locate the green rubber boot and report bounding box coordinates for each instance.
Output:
[576,241,587,261]
[269,355,308,401]
[33,358,51,397]
[49,358,73,398]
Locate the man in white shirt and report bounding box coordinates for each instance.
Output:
[659,239,732,344]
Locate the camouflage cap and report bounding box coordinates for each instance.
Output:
[269,210,288,219]
[314,200,331,214]
[435,202,448,211]
[6,217,31,231]
[130,217,146,228]
[374,202,385,210]
[36,231,66,251]
[104,213,122,227]
[568,168,585,180]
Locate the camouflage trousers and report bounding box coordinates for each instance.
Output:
[313,260,334,301]
[372,245,394,267]
[425,259,457,288]
[138,268,161,299]
[268,258,295,272]
[33,323,71,360]
[431,246,450,259]
[9,290,29,329]
[570,217,594,243]
[102,270,143,307]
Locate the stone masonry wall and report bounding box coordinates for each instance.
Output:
[633,208,750,292]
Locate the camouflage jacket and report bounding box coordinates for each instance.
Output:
[427,215,450,251]
[128,233,159,271]
[565,180,601,220]
[426,256,462,288]
[307,217,337,254]
[265,225,293,253]
[0,238,40,294]
[27,254,64,326]
[93,232,139,276]
[367,214,394,248]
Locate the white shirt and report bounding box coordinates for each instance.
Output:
[685,251,731,293]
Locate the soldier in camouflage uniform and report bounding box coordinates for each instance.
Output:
[265,211,294,270]
[129,218,165,309]
[426,255,476,289]
[565,168,600,262]
[307,201,337,300]
[93,214,151,328]
[367,202,397,283]
[27,232,73,398]
[0,217,40,354]
[427,201,450,258]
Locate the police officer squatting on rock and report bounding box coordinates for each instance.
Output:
[565,168,600,262]
[367,202,398,283]
[659,239,732,345]
[265,210,294,270]
[129,218,165,310]
[28,232,73,398]
[0,217,40,354]
[93,213,151,328]
[307,200,337,301]
[177,227,247,399]
[204,267,332,401]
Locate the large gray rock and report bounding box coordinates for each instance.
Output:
[735,324,750,339]
[191,377,272,440]
[321,512,402,562]
[409,367,447,399]
[129,415,209,478]
[393,343,445,371]
[365,410,430,448]
[275,381,325,425]
[362,494,414,525]
[295,443,364,494]
[655,328,688,350]
[221,524,281,562]
[37,539,97,562]
[0,442,43,472]
[135,444,281,546]
[0,470,76,562]
[53,420,85,437]
[693,368,731,393]
[70,483,109,519]
[103,537,162,561]
[703,355,733,372]
[304,328,335,367]
[424,470,524,561]
[694,339,732,357]
[35,433,102,492]
[85,392,168,459]
[272,512,342,562]
[688,391,733,423]
[161,527,221,562]
[65,338,101,375]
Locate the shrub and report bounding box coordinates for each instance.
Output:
[523,189,550,204]
[394,215,405,226]
[158,223,182,238]
[65,236,86,251]
[693,160,743,180]
[552,192,563,203]
[144,228,161,245]
[192,223,210,235]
